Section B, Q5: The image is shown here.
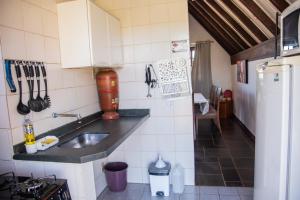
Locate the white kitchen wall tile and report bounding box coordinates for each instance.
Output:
[0,0,24,29]
[133,44,152,63]
[42,10,59,38]
[134,62,149,82]
[175,134,194,151]
[0,62,6,95]
[125,152,142,167]
[124,135,142,151]
[160,151,175,167]
[44,37,60,63]
[169,21,189,40]
[45,64,63,90]
[111,0,131,10]
[141,135,157,151]
[11,126,23,145]
[141,151,157,167]
[123,46,134,64]
[132,25,151,45]
[62,69,76,88]
[151,42,170,61]
[0,129,13,160]
[0,160,15,174]
[121,27,133,45]
[127,167,142,183]
[117,64,136,82]
[0,27,26,60]
[74,68,94,87]
[142,117,173,134]
[141,167,150,183]
[136,99,174,117]
[149,0,169,5]
[184,168,195,185]
[119,82,139,99]
[24,0,57,13]
[150,3,169,24]
[131,7,150,26]
[173,96,193,116]
[25,33,44,61]
[0,96,10,129]
[95,0,114,11]
[15,160,45,177]
[131,0,150,8]
[110,9,132,28]
[168,1,188,22]
[107,150,125,162]
[7,94,29,129]
[175,152,194,168]
[157,135,175,151]
[174,116,193,134]
[22,1,43,34]
[119,99,138,109]
[150,23,170,42]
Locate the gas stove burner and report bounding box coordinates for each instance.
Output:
[0,172,16,192]
[18,178,48,194]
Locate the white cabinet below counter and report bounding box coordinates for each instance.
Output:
[57,0,123,68]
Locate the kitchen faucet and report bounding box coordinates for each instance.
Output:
[52,113,82,123]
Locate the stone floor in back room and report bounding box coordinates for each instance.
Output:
[98,184,253,200]
[194,118,255,187]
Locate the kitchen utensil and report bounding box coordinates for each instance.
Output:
[41,63,51,108]
[34,63,46,110]
[145,64,158,98]
[28,63,42,112]
[22,62,32,103]
[4,60,16,93]
[15,61,30,115]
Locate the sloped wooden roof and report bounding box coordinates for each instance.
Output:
[189,0,292,55]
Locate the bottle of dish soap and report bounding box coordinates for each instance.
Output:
[23,117,37,154]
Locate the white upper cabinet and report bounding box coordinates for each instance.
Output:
[57,0,123,68]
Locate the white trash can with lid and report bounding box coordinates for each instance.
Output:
[148,155,171,197]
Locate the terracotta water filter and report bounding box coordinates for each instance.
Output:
[96,69,119,120]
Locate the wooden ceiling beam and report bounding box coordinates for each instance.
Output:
[240,0,277,36]
[206,0,258,46]
[220,0,268,42]
[189,4,237,55]
[189,2,242,53]
[269,0,289,12]
[195,1,250,50]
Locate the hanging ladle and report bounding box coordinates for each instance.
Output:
[34,63,46,110]
[15,61,30,115]
[27,62,43,112]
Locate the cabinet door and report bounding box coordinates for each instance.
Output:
[57,0,91,68]
[88,1,110,66]
[108,15,123,67]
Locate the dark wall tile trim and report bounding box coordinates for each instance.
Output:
[233,115,255,142]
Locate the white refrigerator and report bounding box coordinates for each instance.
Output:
[255,56,300,200]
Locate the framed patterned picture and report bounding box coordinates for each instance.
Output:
[237,60,248,84]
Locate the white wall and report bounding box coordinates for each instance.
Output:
[0,0,100,173]
[95,0,195,185]
[231,57,273,135]
[189,14,232,91]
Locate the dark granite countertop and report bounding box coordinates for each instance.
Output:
[13,109,150,163]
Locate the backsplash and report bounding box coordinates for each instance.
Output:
[0,0,99,171]
[95,0,195,185]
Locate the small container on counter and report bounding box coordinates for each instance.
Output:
[23,117,37,154]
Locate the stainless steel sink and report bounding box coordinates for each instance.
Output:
[59,132,108,148]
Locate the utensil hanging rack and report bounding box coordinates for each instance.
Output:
[4,59,51,115]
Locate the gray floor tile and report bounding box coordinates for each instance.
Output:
[183,185,200,194]
[199,186,219,195]
[239,195,253,200]
[180,193,200,200]
[199,194,220,200]
[219,195,241,200]
[218,187,238,195]
[237,187,253,196]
